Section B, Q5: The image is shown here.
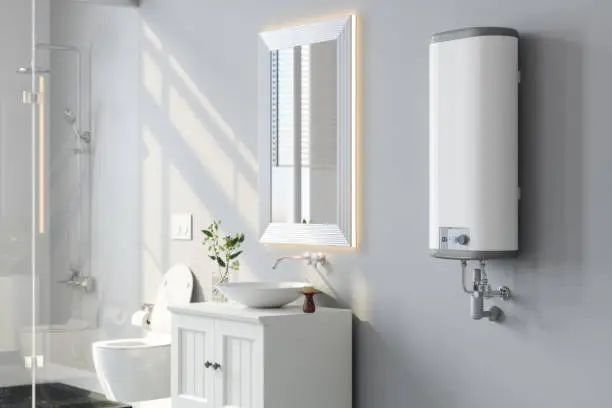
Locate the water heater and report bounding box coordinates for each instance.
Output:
[429,27,519,260]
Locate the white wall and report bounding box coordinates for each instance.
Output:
[50,0,612,407]
[50,1,141,343]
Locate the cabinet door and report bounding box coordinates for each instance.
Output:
[213,320,263,408]
[172,314,215,408]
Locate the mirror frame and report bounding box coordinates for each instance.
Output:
[258,15,356,247]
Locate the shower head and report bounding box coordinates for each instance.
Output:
[63,109,77,125]
[16,66,51,75]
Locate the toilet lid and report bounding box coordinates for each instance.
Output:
[149,264,194,332]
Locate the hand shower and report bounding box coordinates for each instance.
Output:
[63,108,91,143]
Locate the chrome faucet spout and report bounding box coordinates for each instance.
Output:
[272,258,284,270]
[272,252,327,270]
[272,254,307,269]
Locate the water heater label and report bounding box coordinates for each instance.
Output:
[439,227,470,250]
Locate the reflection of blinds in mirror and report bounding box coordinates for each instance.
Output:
[275,48,296,166]
[271,43,336,169]
[301,45,311,166]
[271,50,279,167]
[272,46,313,167]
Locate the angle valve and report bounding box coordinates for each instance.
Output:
[461,260,512,323]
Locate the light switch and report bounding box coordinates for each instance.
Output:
[171,214,192,241]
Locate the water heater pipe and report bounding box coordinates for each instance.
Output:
[460,260,512,323]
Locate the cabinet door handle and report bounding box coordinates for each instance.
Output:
[212,362,222,371]
[204,361,212,369]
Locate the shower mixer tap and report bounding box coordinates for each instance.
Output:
[57,268,96,293]
[461,260,512,322]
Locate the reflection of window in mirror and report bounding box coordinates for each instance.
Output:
[271,40,338,225]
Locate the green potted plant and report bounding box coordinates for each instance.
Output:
[201,220,245,302]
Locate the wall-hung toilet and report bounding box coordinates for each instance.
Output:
[92,264,194,402]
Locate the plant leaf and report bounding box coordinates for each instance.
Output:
[202,230,213,238]
[229,251,243,260]
[209,255,217,261]
[216,257,226,268]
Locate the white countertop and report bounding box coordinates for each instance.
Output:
[169,302,351,323]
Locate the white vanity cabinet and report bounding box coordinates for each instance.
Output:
[169,303,352,408]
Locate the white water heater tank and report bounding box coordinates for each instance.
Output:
[429,27,519,260]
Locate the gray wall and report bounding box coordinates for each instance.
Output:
[51,0,612,406]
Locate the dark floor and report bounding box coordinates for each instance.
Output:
[0,382,131,408]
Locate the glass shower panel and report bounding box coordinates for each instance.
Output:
[35,1,130,406]
[0,0,38,406]
[0,0,137,406]
[31,1,138,406]
[33,0,101,399]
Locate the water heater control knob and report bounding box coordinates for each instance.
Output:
[456,235,470,246]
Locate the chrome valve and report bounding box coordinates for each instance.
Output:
[57,268,96,293]
[460,260,512,323]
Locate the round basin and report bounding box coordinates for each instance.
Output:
[215,282,311,308]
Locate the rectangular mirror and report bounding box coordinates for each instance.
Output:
[259,15,356,247]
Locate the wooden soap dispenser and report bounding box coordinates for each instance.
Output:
[297,288,322,313]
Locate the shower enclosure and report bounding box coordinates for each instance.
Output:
[0,0,137,406]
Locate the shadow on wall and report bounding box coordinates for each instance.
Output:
[507,33,584,332]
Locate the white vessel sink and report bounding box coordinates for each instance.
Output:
[215,282,311,308]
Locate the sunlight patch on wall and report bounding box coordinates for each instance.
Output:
[168,86,234,201]
[167,53,257,174]
[142,51,164,107]
[167,55,236,142]
[303,268,333,297]
[351,271,371,322]
[142,245,163,301]
[141,21,163,51]
[169,161,201,211]
[236,170,258,234]
[237,139,257,173]
[141,126,164,289]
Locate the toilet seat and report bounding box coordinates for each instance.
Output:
[93,334,170,350]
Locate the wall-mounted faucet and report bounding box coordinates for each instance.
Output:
[272,252,327,270]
